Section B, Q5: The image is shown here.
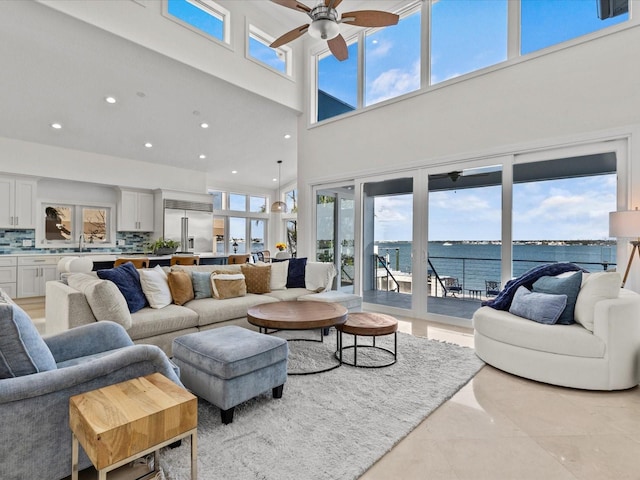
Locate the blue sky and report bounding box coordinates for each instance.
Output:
[318,0,627,107]
[374,173,617,242]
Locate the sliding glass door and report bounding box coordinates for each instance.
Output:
[361,176,414,310]
[316,184,355,292]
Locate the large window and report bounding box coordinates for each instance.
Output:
[521,0,629,55]
[430,0,507,85]
[365,8,421,106]
[164,0,230,44]
[314,0,629,122]
[209,189,269,254]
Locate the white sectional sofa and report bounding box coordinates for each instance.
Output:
[473,271,640,391]
[45,262,337,356]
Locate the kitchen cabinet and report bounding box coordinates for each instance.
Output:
[118,189,154,231]
[0,256,17,298]
[17,256,60,298]
[0,175,37,229]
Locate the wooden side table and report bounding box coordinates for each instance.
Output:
[69,373,198,480]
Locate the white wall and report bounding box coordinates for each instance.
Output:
[296,24,640,257]
[38,0,304,112]
[0,136,208,193]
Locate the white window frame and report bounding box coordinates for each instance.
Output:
[38,200,116,248]
[246,23,293,78]
[162,0,231,46]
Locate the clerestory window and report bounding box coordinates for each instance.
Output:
[164,0,230,45]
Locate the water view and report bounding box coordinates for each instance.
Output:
[376,240,616,293]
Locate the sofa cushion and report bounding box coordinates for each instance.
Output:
[127,304,199,341]
[574,272,621,332]
[139,265,173,309]
[509,286,567,325]
[97,262,148,313]
[210,273,246,300]
[241,264,271,294]
[263,288,316,302]
[67,274,132,329]
[0,290,57,378]
[186,294,279,327]
[473,306,606,358]
[167,270,195,306]
[531,271,582,325]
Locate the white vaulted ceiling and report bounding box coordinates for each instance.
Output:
[0,0,408,189]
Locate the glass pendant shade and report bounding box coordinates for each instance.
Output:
[271,160,288,213]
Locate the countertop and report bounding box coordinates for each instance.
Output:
[0,252,227,261]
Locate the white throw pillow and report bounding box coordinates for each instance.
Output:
[574,272,621,331]
[261,260,288,290]
[67,273,132,329]
[138,265,173,309]
[305,262,336,293]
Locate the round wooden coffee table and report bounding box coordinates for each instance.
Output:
[336,312,398,368]
[247,301,348,375]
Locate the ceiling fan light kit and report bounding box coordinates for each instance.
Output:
[270,0,399,61]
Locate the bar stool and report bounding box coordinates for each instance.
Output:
[114,257,149,268]
[171,255,200,266]
[228,254,250,264]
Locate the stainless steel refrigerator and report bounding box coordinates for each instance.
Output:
[163,199,213,253]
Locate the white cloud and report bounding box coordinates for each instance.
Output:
[367,61,420,104]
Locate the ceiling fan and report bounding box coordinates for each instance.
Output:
[269,0,399,61]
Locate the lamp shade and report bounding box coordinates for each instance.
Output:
[609,209,640,237]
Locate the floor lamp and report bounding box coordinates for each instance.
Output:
[609,209,640,287]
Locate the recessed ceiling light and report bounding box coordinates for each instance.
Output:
[144,142,153,148]
[105,96,117,104]
[273,178,278,182]
[199,154,206,159]
[284,134,291,139]
[200,123,209,129]
[231,170,238,174]
[51,123,62,129]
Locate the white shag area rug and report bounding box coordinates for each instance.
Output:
[159,330,484,480]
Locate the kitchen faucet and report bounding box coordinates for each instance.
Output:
[78,233,85,252]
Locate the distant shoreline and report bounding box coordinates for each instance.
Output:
[377,240,616,246]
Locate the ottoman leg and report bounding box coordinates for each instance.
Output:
[221,407,235,425]
[272,384,284,399]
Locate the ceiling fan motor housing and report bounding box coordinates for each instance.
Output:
[308,6,339,40]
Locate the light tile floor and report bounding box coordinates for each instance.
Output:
[21,299,640,480]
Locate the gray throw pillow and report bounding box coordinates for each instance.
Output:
[192,271,213,299]
[509,286,568,325]
[0,296,57,378]
[532,271,582,325]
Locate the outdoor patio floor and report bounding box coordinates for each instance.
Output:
[363,290,484,319]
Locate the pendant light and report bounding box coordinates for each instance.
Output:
[271,160,288,213]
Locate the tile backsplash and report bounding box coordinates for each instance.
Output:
[0,229,153,255]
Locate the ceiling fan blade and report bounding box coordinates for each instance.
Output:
[327,34,348,61]
[325,0,344,8]
[341,10,400,27]
[270,24,309,48]
[270,0,311,14]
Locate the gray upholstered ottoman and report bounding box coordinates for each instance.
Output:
[172,326,288,424]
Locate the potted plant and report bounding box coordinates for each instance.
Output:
[148,238,180,255]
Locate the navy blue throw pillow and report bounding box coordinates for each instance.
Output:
[97,262,148,313]
[286,257,307,288]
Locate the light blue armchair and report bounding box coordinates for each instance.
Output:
[0,298,183,480]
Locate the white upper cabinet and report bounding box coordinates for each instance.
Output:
[0,175,37,229]
[117,189,154,231]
